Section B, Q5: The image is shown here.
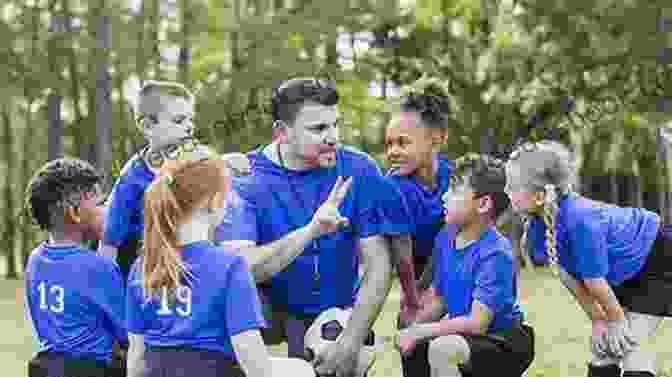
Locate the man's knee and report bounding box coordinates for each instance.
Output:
[427,335,470,367]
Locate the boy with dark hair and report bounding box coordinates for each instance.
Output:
[24,158,127,377]
[396,154,535,377]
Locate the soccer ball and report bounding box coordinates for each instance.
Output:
[304,308,377,377]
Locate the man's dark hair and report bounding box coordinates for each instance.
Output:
[270,77,339,124]
[24,158,103,231]
[452,153,510,219]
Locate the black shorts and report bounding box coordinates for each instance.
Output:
[145,347,244,377]
[613,225,672,317]
[28,352,109,377]
[401,322,535,377]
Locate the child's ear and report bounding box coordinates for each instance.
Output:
[63,206,82,225]
[273,120,290,143]
[477,195,493,215]
[430,128,448,147]
[532,191,546,207]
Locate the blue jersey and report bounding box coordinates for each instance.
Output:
[225,145,411,315]
[126,241,266,358]
[25,242,127,364]
[103,153,155,248]
[434,226,524,334]
[530,193,660,285]
[213,179,248,243]
[524,219,551,265]
[387,155,454,257]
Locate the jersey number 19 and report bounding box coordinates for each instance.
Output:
[157,286,192,316]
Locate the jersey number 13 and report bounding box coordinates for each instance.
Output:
[37,282,65,314]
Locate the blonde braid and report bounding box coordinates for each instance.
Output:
[519,214,534,268]
[540,194,560,275]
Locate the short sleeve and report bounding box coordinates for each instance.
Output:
[377,178,415,236]
[219,179,259,243]
[526,218,550,265]
[570,217,609,280]
[103,176,141,247]
[473,252,514,315]
[432,227,455,297]
[125,260,148,333]
[225,257,267,336]
[214,189,247,242]
[355,176,414,239]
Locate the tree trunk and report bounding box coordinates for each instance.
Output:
[136,0,147,84]
[64,0,85,158]
[95,6,114,192]
[151,0,161,79]
[47,94,64,160]
[21,97,37,270]
[479,127,496,155]
[2,106,18,279]
[608,173,619,204]
[47,1,65,161]
[178,0,192,86]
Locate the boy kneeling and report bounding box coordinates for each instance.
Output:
[395,154,535,377]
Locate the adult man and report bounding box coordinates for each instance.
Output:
[218,77,411,377]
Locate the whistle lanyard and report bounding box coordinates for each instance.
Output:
[277,146,338,290]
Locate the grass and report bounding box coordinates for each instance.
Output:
[2,268,670,377]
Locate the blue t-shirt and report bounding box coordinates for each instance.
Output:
[126,241,266,358]
[222,145,411,315]
[529,193,660,286]
[434,226,524,334]
[213,178,249,243]
[25,242,127,364]
[524,219,551,265]
[386,155,454,257]
[103,153,155,248]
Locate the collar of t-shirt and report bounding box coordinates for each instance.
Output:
[40,241,85,258]
[453,226,497,252]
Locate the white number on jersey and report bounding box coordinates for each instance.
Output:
[156,286,192,317]
[37,282,65,313]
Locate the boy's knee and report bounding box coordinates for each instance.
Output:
[427,335,470,367]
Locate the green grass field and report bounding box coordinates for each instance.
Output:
[2,268,670,377]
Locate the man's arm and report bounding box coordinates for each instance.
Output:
[388,235,421,310]
[340,235,393,347]
[235,176,352,283]
[236,225,319,283]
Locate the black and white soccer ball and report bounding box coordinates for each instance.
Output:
[304,308,378,377]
